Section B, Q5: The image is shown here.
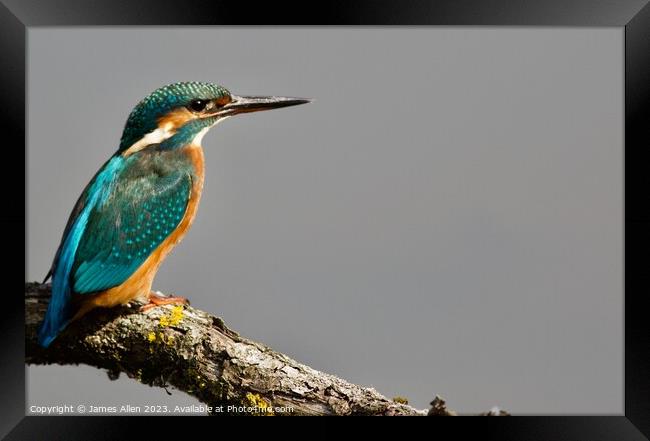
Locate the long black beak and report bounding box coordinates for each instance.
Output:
[216,95,311,117]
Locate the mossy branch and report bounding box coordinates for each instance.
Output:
[25,282,507,416]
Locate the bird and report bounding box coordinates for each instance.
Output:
[38,81,310,347]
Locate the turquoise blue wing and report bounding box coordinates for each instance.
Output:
[71,168,192,294]
[38,154,192,347]
[40,155,126,347]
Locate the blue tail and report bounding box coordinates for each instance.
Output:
[37,253,76,347]
[37,297,73,348]
[38,209,91,347]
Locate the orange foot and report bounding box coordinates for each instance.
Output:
[140,290,190,312]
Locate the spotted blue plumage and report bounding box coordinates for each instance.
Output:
[38,148,195,347]
[72,164,191,293]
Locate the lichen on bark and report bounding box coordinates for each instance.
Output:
[25,282,427,416]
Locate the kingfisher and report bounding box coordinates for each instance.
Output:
[38,81,310,347]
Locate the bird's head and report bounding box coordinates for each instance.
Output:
[118,81,310,155]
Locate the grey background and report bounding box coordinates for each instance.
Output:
[27,28,623,414]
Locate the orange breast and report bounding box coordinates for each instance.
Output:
[73,145,205,318]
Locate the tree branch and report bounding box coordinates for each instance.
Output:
[25,282,507,416]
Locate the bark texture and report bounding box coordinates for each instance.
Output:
[26,282,506,416]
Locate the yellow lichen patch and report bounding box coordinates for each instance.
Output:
[244,392,274,416]
[169,305,184,325]
[147,306,184,348]
[392,396,409,405]
[159,305,184,328]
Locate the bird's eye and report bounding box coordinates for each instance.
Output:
[188,99,208,112]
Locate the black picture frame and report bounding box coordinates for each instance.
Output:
[3,0,649,438]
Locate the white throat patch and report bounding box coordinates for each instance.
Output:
[124,123,176,156]
[191,126,211,146]
[191,116,229,146]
